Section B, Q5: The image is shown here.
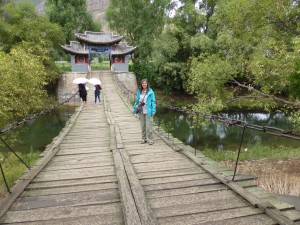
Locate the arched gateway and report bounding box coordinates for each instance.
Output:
[61,31,137,72]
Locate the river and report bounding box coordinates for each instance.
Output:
[2,107,75,154]
[5,107,300,155]
[155,108,300,151]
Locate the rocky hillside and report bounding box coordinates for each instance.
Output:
[35,0,110,31]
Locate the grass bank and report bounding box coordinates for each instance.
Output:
[54,61,111,73]
[0,151,40,198]
[202,143,300,162]
[202,143,300,196]
[220,158,300,196]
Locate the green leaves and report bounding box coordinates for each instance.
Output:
[106,0,169,60]
[0,1,65,128]
[181,0,300,113]
[0,44,48,128]
[45,0,101,43]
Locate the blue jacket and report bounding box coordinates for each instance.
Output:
[134,88,156,117]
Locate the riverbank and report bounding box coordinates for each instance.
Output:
[220,158,300,197]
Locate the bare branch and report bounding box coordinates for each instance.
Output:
[225,95,265,103]
[231,79,300,107]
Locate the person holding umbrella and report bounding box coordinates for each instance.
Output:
[73,77,88,107]
[94,84,102,104]
[88,78,102,104]
[78,83,87,107]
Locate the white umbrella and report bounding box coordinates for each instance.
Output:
[88,78,102,85]
[73,77,88,84]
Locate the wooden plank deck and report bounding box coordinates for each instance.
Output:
[0,71,299,225]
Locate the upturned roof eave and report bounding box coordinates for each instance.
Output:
[111,47,137,56]
[75,35,123,45]
[61,45,88,55]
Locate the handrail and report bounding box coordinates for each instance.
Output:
[114,75,300,140]
[0,91,79,135]
[0,91,79,193]
[113,74,300,181]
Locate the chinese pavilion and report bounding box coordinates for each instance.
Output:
[61,31,137,72]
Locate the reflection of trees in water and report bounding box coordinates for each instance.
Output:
[8,108,75,154]
[156,109,298,150]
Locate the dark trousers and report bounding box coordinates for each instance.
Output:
[95,93,100,103]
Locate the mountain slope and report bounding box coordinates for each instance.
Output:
[34,0,110,31]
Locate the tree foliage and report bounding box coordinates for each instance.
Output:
[45,0,101,43]
[106,0,170,60]
[185,0,300,112]
[0,0,65,128]
[145,0,300,115]
[0,43,50,128]
[150,0,216,92]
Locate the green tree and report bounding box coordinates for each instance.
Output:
[106,0,170,60]
[0,1,65,128]
[185,0,300,113]
[45,0,101,43]
[150,0,217,93]
[0,43,50,128]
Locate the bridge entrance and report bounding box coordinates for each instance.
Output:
[61,31,136,73]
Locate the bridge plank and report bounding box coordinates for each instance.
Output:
[28,176,117,189]
[42,161,114,171]
[112,142,141,225]
[281,209,300,221]
[131,155,185,164]
[34,168,115,182]
[146,184,226,198]
[134,163,201,173]
[143,178,221,192]
[149,189,241,208]
[138,167,206,179]
[119,148,158,225]
[58,142,109,148]
[153,198,250,218]
[141,174,213,186]
[11,189,120,210]
[1,203,122,224]
[157,207,270,225]
[23,182,119,197]
[1,214,123,225]
[49,153,112,160]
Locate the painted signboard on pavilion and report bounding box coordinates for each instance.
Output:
[61,31,136,72]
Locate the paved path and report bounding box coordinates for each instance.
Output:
[0,71,299,225]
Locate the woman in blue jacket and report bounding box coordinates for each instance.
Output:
[133,79,156,145]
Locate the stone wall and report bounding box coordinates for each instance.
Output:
[115,72,138,102]
[56,72,88,104]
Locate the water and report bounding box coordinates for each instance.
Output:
[156,108,300,151]
[3,106,299,155]
[2,108,75,154]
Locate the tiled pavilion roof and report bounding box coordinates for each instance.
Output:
[61,41,88,55]
[111,42,137,56]
[75,31,123,44]
[62,41,136,56]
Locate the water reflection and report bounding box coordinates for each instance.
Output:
[156,108,300,150]
[5,108,75,154]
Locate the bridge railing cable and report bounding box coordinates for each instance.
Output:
[0,91,79,193]
[113,75,300,181]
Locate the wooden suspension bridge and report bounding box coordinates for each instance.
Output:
[0,71,299,225]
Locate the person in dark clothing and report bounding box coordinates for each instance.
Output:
[94,84,101,104]
[78,83,87,107]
